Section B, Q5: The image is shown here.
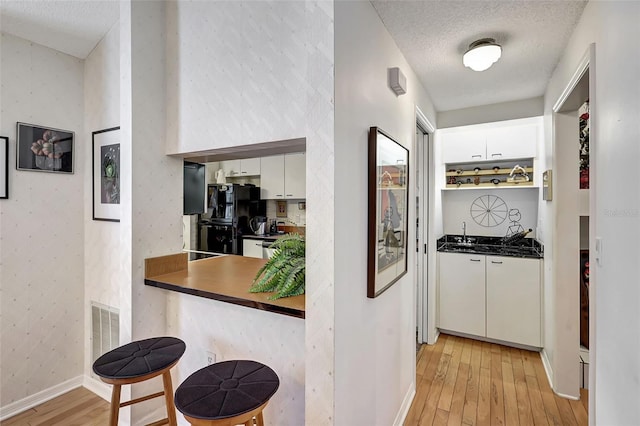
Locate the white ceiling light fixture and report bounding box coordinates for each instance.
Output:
[463,38,502,72]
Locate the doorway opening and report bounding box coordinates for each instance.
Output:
[415,108,435,345]
[551,44,595,409]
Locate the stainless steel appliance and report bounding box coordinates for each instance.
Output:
[198,184,264,254]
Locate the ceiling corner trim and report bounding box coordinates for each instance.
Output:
[416,107,435,133]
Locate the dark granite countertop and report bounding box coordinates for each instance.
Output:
[437,234,544,259]
[242,234,285,241]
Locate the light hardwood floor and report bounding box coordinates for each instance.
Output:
[406,334,589,426]
[1,387,109,426]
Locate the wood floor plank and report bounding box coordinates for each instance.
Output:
[461,340,483,426]
[532,356,564,425]
[406,336,446,425]
[490,352,506,425]
[554,394,579,426]
[420,349,453,425]
[480,342,492,370]
[502,360,520,426]
[1,387,109,426]
[510,348,534,425]
[434,408,450,426]
[580,388,589,413]
[476,367,491,426]
[525,373,550,426]
[570,396,589,426]
[438,336,464,411]
[447,361,469,426]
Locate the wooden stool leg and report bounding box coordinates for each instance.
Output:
[162,369,178,426]
[109,384,121,426]
[243,420,252,426]
[256,411,265,426]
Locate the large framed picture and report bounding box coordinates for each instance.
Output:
[16,122,74,173]
[92,127,121,222]
[367,127,409,298]
[1,136,8,199]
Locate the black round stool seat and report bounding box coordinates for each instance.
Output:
[93,336,186,380]
[175,360,279,420]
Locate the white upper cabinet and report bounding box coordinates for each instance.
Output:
[260,155,285,199]
[260,153,306,200]
[440,117,541,163]
[222,158,261,177]
[284,153,306,199]
[485,124,537,160]
[441,131,486,163]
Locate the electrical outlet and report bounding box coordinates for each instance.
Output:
[206,351,216,365]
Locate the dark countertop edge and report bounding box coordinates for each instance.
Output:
[436,247,543,259]
[242,234,284,241]
[144,278,305,319]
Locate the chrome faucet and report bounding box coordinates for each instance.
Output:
[462,221,469,245]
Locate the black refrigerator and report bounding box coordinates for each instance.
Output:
[198,184,264,255]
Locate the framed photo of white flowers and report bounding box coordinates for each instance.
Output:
[92,127,120,222]
[16,122,74,173]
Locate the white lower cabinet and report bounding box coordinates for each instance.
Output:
[243,239,264,259]
[486,256,541,347]
[438,252,542,347]
[438,252,486,337]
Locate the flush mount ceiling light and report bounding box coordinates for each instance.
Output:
[463,38,502,72]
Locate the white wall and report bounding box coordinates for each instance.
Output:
[442,188,539,238]
[334,2,437,424]
[543,1,640,422]
[0,34,84,411]
[438,97,544,129]
[83,21,120,386]
[164,2,335,424]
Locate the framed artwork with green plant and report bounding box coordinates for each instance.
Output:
[92,126,120,222]
[250,233,305,299]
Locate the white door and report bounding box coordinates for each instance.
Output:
[486,256,541,346]
[438,252,486,337]
[260,155,285,199]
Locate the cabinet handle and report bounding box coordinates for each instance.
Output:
[276,194,283,197]
[491,261,503,264]
[286,194,293,197]
[242,171,247,174]
[491,153,503,157]
[471,154,482,158]
[470,258,481,262]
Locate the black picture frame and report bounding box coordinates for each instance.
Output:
[1,136,8,199]
[16,122,74,173]
[92,127,121,222]
[367,126,409,298]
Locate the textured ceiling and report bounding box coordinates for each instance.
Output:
[371,0,588,112]
[0,0,119,59]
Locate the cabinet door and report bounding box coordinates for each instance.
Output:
[221,160,241,177]
[243,239,264,258]
[240,158,261,176]
[260,155,285,199]
[486,256,541,346]
[485,124,537,160]
[284,153,305,199]
[438,253,486,337]
[441,131,486,163]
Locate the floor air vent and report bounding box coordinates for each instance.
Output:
[91,302,119,376]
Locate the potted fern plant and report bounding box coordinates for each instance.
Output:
[249,233,305,300]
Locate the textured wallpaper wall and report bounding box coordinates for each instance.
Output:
[165,1,335,424]
[83,21,120,383]
[0,34,84,408]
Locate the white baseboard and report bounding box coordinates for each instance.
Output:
[393,383,416,426]
[0,375,83,421]
[540,349,580,401]
[83,374,112,402]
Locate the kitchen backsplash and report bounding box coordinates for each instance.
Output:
[442,188,538,238]
[266,199,307,227]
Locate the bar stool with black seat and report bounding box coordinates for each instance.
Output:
[92,336,186,426]
[174,360,280,426]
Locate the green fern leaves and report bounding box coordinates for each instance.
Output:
[250,233,305,299]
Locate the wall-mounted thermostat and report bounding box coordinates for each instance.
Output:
[389,67,407,96]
